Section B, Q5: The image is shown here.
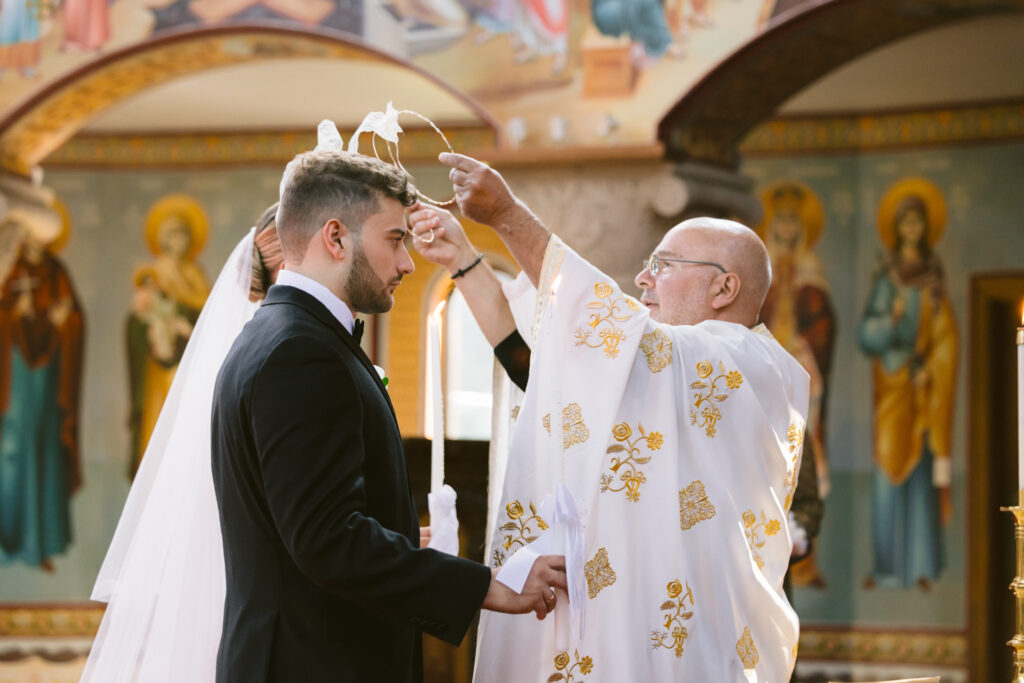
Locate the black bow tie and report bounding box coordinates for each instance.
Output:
[352,318,365,344]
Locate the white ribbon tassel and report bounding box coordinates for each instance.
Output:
[427,484,460,556]
[347,102,403,154]
[495,484,587,642]
[315,119,345,153]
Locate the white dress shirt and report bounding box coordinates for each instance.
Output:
[274,269,355,334]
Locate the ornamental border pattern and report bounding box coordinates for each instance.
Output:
[0,608,969,667]
[741,101,1024,156]
[0,606,104,637]
[43,127,497,169]
[798,627,966,666]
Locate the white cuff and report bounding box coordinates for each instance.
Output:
[496,531,553,593]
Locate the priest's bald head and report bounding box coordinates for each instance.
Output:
[634,217,772,327]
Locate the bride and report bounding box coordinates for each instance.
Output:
[81,204,283,682]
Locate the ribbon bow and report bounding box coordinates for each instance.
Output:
[348,102,403,154]
[427,484,460,556]
[495,483,587,641]
[316,119,345,153]
[540,484,587,641]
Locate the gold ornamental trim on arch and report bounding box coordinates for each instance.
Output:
[42,127,497,169]
[0,31,382,174]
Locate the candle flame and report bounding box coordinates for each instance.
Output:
[433,299,447,319]
[1020,297,1024,325]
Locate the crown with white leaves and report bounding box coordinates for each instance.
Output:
[313,104,456,207]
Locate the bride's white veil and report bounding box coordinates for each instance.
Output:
[82,230,260,682]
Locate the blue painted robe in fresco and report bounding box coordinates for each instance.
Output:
[0,247,84,568]
[859,261,956,587]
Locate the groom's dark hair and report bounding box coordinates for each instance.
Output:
[276,150,417,262]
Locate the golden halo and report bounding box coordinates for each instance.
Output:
[48,199,73,254]
[876,177,947,250]
[755,181,825,248]
[144,194,209,259]
[364,110,457,208]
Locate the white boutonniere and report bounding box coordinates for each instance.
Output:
[373,364,389,388]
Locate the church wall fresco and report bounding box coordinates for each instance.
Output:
[743,140,1024,652]
[0,132,1021,681]
[0,0,800,150]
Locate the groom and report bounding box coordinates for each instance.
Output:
[211,149,566,683]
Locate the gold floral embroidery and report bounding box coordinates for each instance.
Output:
[562,403,590,450]
[625,297,642,312]
[742,509,781,571]
[492,500,549,567]
[688,360,743,438]
[573,282,633,359]
[678,480,716,531]
[639,328,673,373]
[736,626,759,670]
[650,579,695,658]
[584,547,617,599]
[548,649,594,681]
[600,422,662,502]
[787,422,804,454]
[783,422,805,509]
[510,405,520,420]
[543,413,551,435]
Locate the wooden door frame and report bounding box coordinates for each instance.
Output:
[967,271,1024,682]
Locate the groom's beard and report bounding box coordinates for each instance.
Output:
[346,242,397,314]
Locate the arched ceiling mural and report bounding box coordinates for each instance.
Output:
[658,0,1024,168]
[0,0,794,166]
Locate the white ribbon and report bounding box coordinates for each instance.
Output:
[315,119,345,153]
[347,102,403,154]
[495,484,586,640]
[427,484,460,556]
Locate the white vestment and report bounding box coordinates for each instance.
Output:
[476,237,808,682]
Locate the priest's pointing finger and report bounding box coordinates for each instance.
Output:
[438,151,482,173]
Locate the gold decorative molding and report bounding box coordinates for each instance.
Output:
[799,627,966,666]
[0,606,103,638]
[42,126,497,169]
[742,100,1024,156]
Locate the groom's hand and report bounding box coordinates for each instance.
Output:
[481,555,568,620]
[439,152,519,228]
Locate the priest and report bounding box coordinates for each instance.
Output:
[430,152,809,681]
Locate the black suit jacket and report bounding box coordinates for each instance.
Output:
[211,285,491,683]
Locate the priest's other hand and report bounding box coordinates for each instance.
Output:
[419,526,431,548]
[439,152,518,228]
[407,202,476,273]
[481,555,567,620]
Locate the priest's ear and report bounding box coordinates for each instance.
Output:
[710,272,741,311]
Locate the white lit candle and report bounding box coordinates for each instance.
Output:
[428,300,447,495]
[1018,302,1023,494]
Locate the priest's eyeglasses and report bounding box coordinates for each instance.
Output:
[642,253,727,276]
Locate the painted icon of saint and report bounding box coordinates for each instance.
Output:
[0,203,84,571]
[127,195,210,479]
[859,177,957,591]
[757,181,834,588]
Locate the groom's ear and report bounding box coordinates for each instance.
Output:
[322,218,350,261]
